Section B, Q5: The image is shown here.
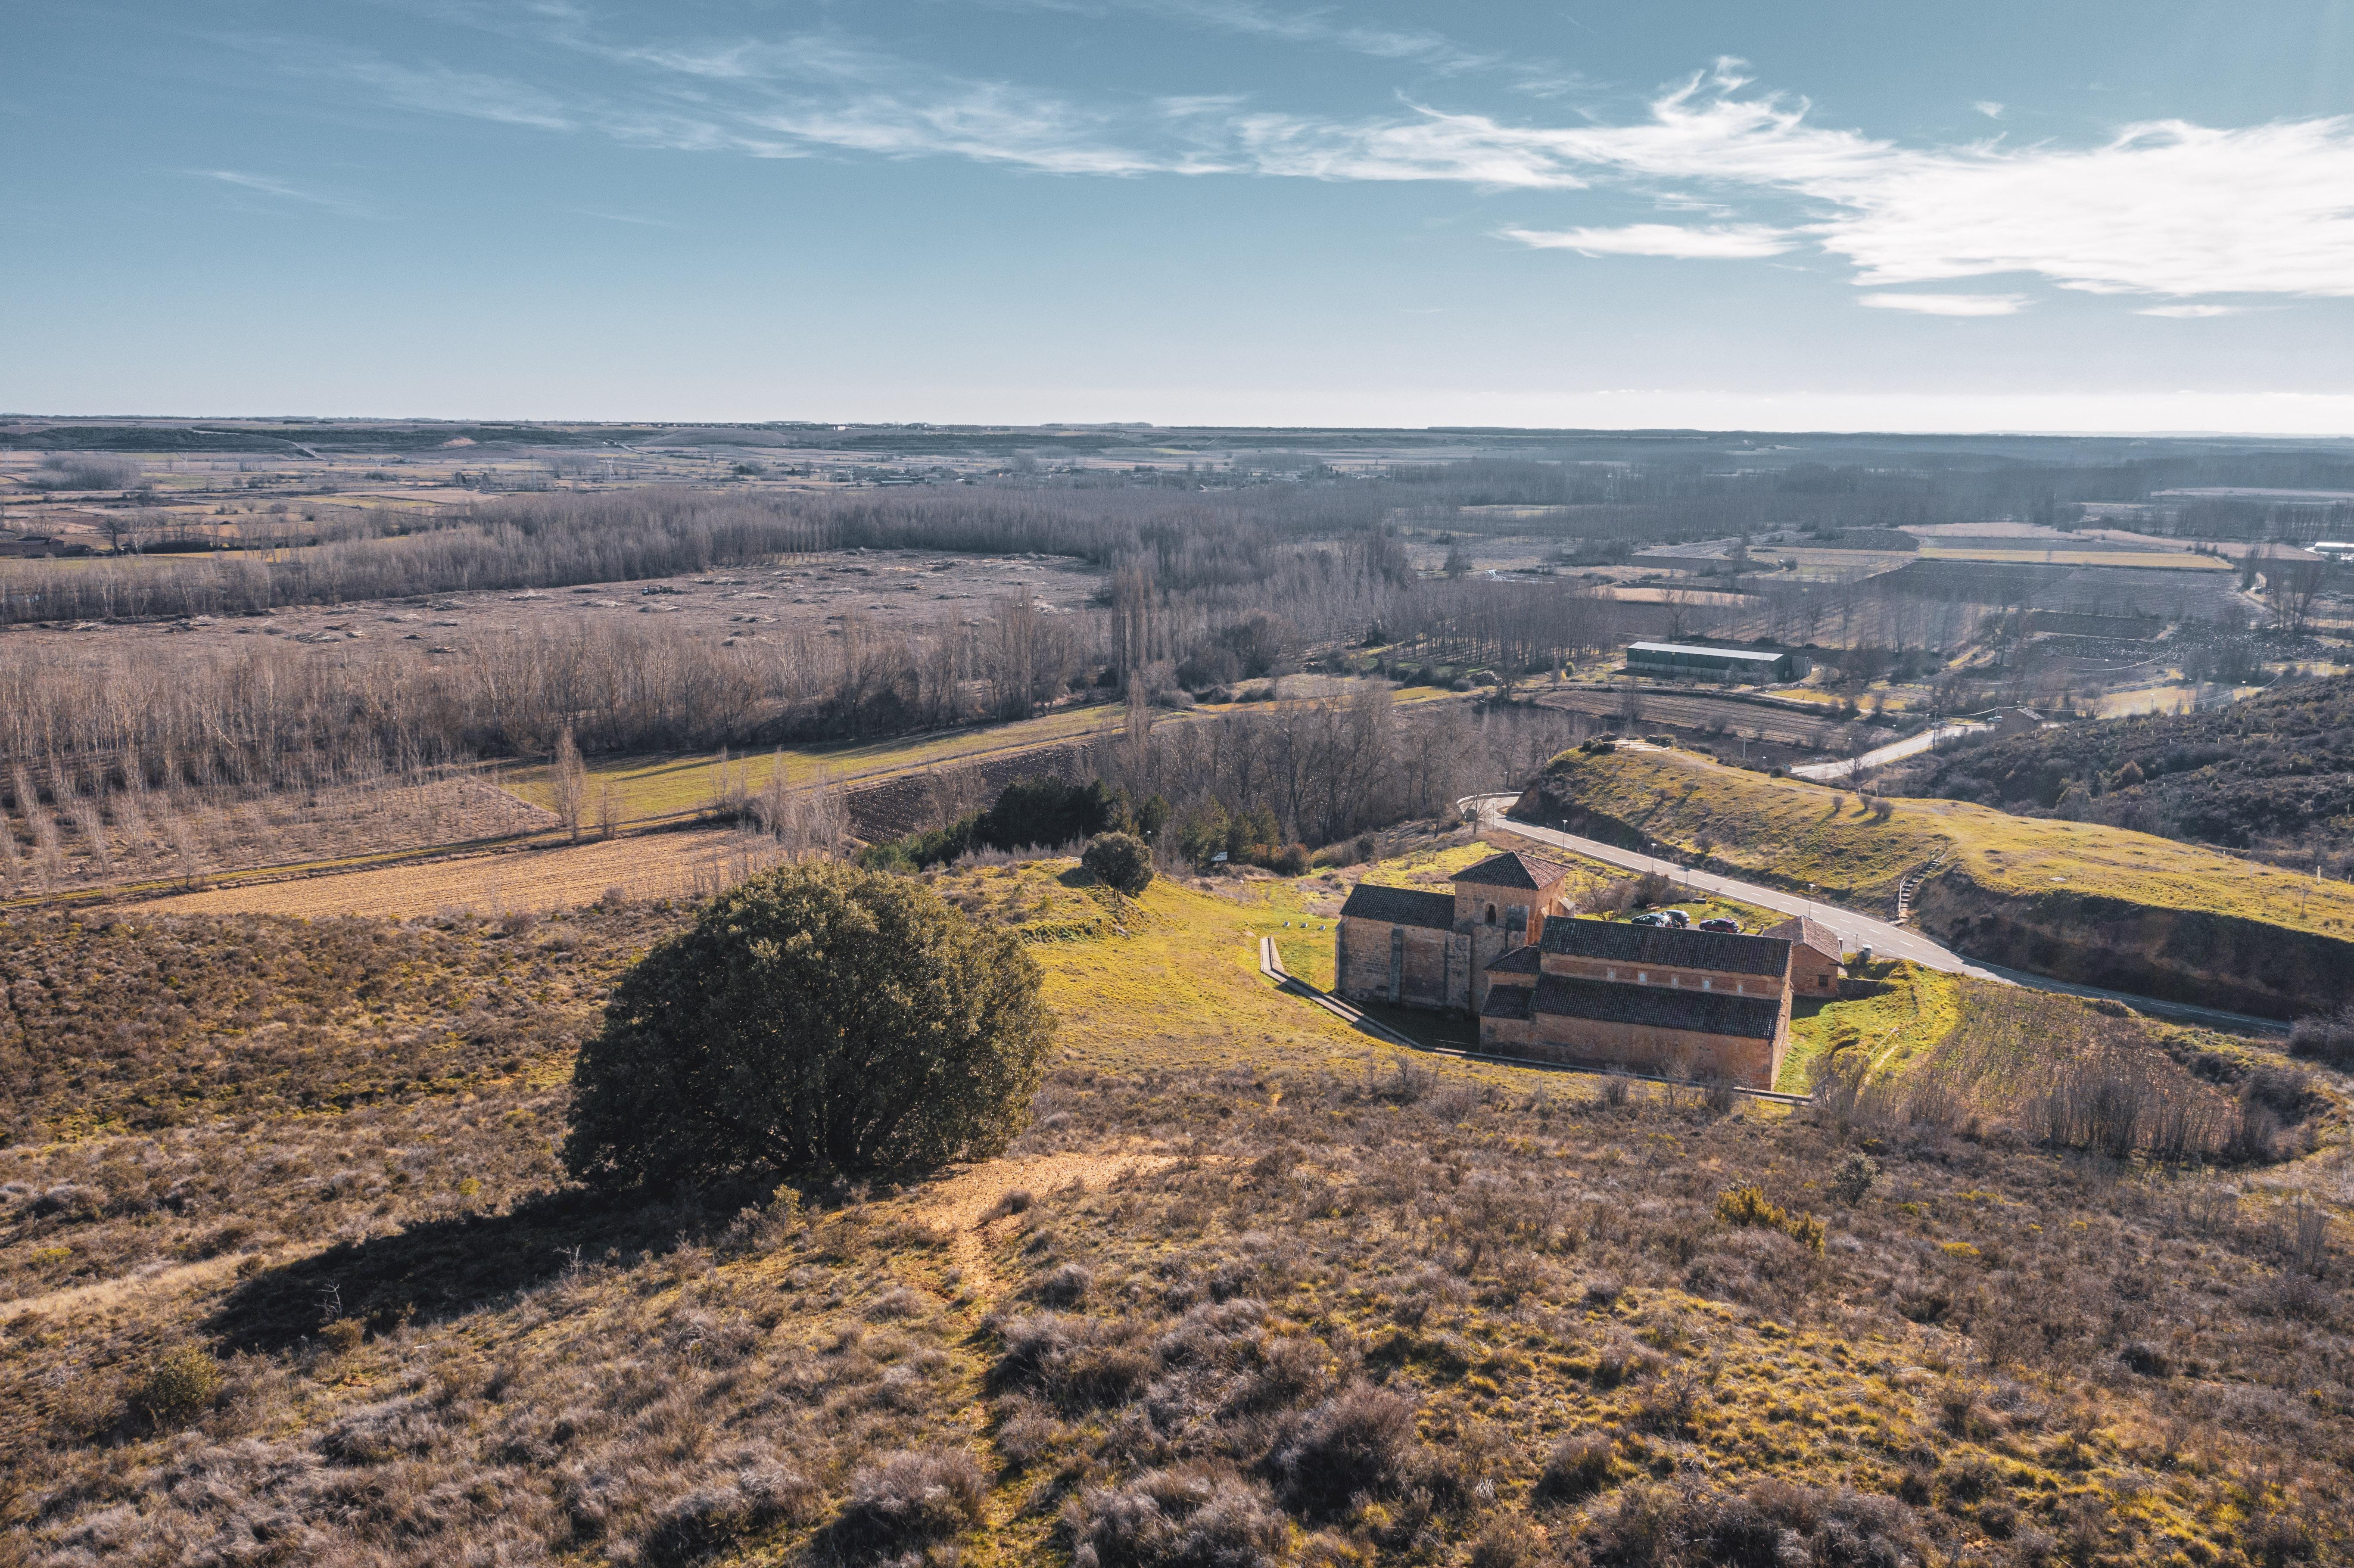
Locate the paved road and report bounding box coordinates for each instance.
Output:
[1463,795,2289,1036]
[1789,721,1986,783]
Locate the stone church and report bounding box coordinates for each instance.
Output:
[1335,849,1842,1089]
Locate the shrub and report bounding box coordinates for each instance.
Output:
[828,1449,988,1556]
[2289,1005,2354,1070]
[1828,1151,1878,1206]
[1082,832,1155,896]
[641,1464,818,1568]
[1037,1263,1094,1307]
[1262,1382,1420,1518]
[1068,1463,1289,1568]
[1716,1183,1824,1253]
[135,1345,224,1428]
[1536,1432,1615,1502]
[564,861,1055,1186]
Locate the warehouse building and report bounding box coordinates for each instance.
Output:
[1625,641,1798,682]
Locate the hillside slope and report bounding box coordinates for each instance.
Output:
[1513,744,2354,1018]
[1899,674,2354,865]
[3,861,2350,1565]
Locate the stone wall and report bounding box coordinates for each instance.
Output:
[1499,1014,1784,1089]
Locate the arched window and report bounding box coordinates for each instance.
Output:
[1484,903,1497,925]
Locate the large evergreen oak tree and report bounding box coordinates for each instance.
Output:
[565,861,1054,1186]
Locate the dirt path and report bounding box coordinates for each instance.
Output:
[914,1150,1178,1300]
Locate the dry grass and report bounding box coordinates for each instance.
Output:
[1532,744,2354,936]
[134,827,776,920]
[2,848,2350,1566]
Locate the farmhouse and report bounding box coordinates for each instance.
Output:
[1337,852,1828,1088]
[1625,641,1797,682]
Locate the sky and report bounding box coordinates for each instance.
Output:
[8,0,2354,433]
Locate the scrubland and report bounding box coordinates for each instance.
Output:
[3,840,2349,1567]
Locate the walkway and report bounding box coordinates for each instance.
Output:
[1461,795,2287,1036]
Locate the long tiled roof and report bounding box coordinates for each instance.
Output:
[1538,915,1791,978]
[1762,915,1842,960]
[1529,974,1782,1040]
[1486,945,1542,975]
[1338,883,1455,930]
[1453,850,1573,890]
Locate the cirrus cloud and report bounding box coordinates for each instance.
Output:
[1859,292,2030,316]
[1498,222,1797,258]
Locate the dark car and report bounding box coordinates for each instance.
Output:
[1661,909,1690,928]
[1697,917,1740,933]
[1629,911,1670,927]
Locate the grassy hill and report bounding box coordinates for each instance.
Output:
[1515,744,2354,1018]
[3,858,2350,1565]
[1898,674,2354,867]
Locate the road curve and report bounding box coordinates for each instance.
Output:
[1461,794,2288,1037]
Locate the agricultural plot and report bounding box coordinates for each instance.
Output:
[136,828,778,920]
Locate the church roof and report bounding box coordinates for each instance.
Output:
[1338,883,1456,930]
[1485,945,1543,976]
[1539,916,1792,978]
[1453,849,1574,890]
[1528,974,1783,1040]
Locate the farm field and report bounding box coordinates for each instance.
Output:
[0,546,1108,658]
[135,827,768,920]
[1917,546,2229,570]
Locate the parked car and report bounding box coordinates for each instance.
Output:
[1661,909,1690,928]
[1697,917,1740,933]
[1629,911,1670,927]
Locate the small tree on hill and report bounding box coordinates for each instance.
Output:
[1082,831,1153,895]
[564,862,1054,1187]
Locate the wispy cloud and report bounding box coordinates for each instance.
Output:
[300,22,2354,311]
[1500,222,1796,258]
[1973,100,2005,120]
[1859,292,2030,316]
[339,59,575,130]
[990,0,1583,90]
[191,169,373,216]
[2135,303,2249,317]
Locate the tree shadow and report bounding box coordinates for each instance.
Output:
[203,1186,727,1355]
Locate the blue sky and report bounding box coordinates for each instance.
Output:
[9,1,2354,432]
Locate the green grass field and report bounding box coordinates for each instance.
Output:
[501,684,1472,829]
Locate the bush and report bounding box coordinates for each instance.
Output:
[1068,1463,1289,1568]
[564,861,1055,1185]
[135,1345,224,1428]
[1716,1183,1825,1253]
[1262,1382,1420,1518]
[1537,1432,1615,1502]
[1082,832,1155,896]
[1828,1151,1878,1206]
[827,1449,987,1556]
[2289,1005,2354,1070]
